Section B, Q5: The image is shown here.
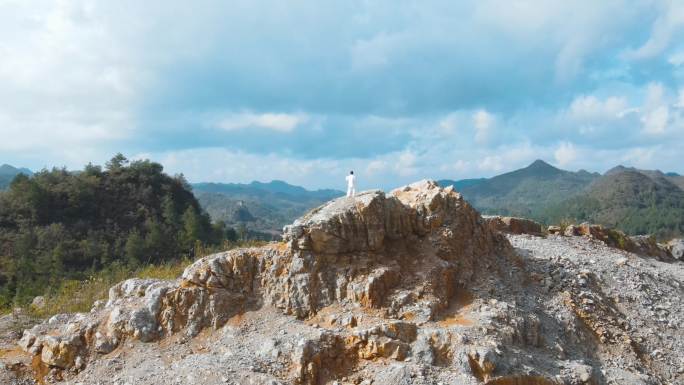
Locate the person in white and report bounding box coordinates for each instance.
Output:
[345,171,356,197]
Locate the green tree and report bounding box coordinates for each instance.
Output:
[105,153,128,171]
[124,230,146,266]
[145,219,167,263]
[181,206,202,251]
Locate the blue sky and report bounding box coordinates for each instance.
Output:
[1,0,684,190]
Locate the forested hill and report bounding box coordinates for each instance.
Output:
[0,155,234,308]
[0,164,32,189]
[193,181,343,238]
[438,160,684,239]
[444,160,600,218]
[541,170,684,239]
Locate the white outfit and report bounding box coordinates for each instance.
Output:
[345,174,356,197]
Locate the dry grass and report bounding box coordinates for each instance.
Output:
[2,240,271,319]
[29,260,189,318]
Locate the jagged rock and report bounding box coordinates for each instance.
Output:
[19,180,510,378]
[564,225,578,236]
[628,235,671,260]
[15,180,683,385]
[667,239,684,260]
[41,335,82,369]
[558,223,676,260]
[484,216,544,236]
[547,225,562,235]
[467,346,499,381]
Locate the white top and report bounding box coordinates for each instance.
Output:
[345,174,356,187]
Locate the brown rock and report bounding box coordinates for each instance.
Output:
[484,216,544,236]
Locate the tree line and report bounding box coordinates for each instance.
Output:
[0,155,239,309]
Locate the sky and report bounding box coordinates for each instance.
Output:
[1,0,684,190]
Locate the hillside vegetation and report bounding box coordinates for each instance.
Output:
[541,170,684,239]
[454,160,599,218]
[193,181,342,237]
[0,155,237,310]
[440,160,684,239]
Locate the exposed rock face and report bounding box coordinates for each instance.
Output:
[17,181,512,382]
[483,216,543,236]
[9,180,684,385]
[553,222,675,260]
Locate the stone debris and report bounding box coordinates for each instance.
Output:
[0,180,682,385]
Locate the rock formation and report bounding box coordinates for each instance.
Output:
[4,180,683,385]
[483,216,544,236]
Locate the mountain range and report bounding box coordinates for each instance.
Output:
[3,161,682,239]
[438,160,684,239]
[191,181,343,238]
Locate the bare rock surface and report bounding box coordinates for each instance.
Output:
[1,180,683,385]
[483,215,544,236]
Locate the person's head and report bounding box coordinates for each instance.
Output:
[350,170,354,175]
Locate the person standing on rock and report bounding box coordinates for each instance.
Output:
[346,171,356,197]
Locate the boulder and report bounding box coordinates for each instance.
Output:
[667,239,684,260]
[547,225,562,235]
[40,335,82,369]
[484,216,544,236]
[628,235,671,260]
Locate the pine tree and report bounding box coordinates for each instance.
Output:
[124,230,145,266]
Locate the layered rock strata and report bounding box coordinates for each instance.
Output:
[12,180,683,385]
[19,181,515,383]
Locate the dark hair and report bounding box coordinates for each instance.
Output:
[350,171,354,175]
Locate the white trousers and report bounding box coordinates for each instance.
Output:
[347,185,356,197]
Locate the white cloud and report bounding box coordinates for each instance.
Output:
[641,106,669,134]
[365,160,388,175]
[216,112,308,132]
[395,151,418,177]
[625,1,684,60]
[438,113,458,135]
[473,109,494,144]
[620,147,657,166]
[554,142,577,167]
[641,83,670,135]
[568,95,629,121]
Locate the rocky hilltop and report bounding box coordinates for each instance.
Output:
[2,181,683,385]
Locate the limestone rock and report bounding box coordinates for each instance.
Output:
[40,335,82,369]
[10,179,684,385]
[547,225,562,235]
[484,216,544,236]
[667,238,684,260]
[16,180,510,376]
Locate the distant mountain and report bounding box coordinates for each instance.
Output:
[439,160,684,238]
[192,181,343,237]
[542,170,684,238]
[0,164,33,189]
[439,160,600,218]
[604,165,684,192]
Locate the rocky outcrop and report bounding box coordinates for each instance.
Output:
[483,216,544,236]
[549,223,678,261]
[17,180,513,382]
[12,180,683,385]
